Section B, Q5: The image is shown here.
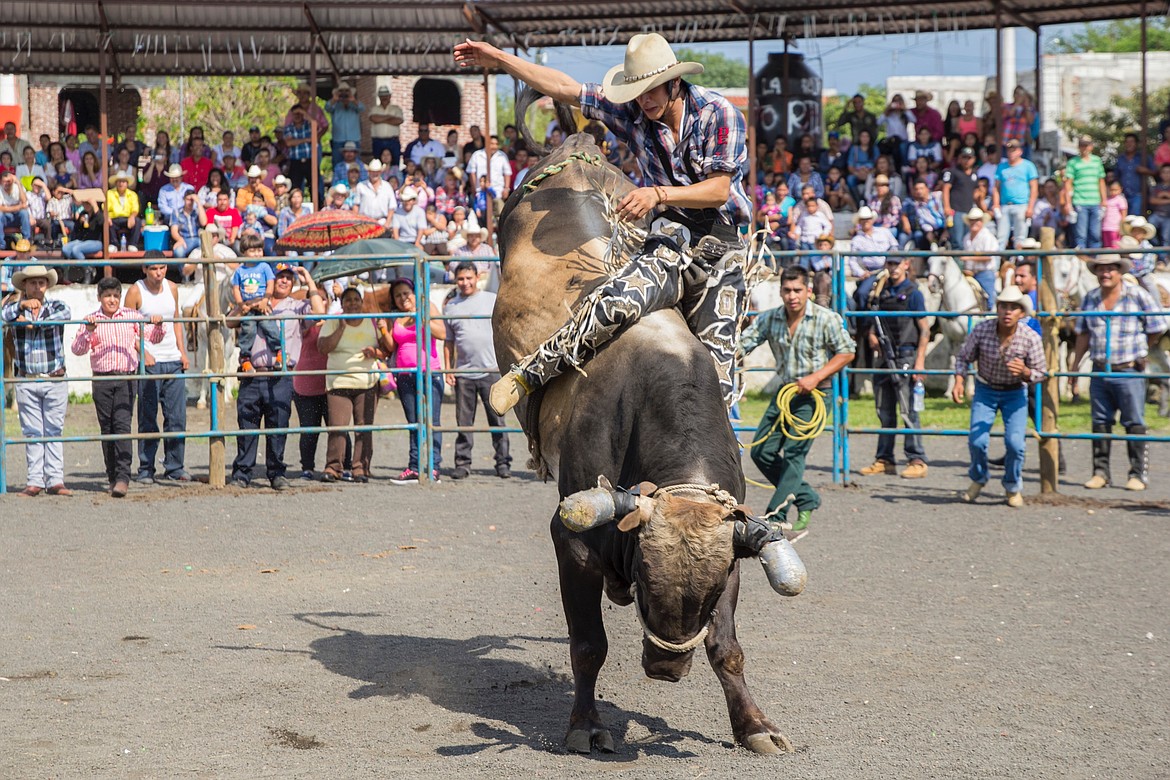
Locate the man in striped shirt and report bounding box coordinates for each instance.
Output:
[1,265,72,496]
[740,266,855,540]
[72,276,164,497]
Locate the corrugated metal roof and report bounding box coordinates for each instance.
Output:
[0,1,1162,77]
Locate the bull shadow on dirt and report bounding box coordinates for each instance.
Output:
[284,612,726,760]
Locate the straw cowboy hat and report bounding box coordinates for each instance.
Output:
[112,171,133,183]
[962,207,992,225]
[399,186,418,201]
[12,265,58,289]
[1118,235,1144,257]
[1122,215,1157,241]
[12,237,32,253]
[165,164,184,178]
[852,205,877,223]
[602,33,704,104]
[1086,253,1133,275]
[273,174,290,187]
[462,226,489,240]
[1017,237,1041,250]
[246,165,263,179]
[996,285,1033,316]
[368,159,385,173]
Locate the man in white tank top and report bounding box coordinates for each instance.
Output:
[123,259,191,482]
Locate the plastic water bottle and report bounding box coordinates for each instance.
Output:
[120,234,127,253]
[913,380,926,413]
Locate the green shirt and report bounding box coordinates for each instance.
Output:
[741,300,856,387]
[1066,154,1105,206]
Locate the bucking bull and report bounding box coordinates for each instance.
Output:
[493,97,805,755]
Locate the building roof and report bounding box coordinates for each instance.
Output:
[4,1,1162,78]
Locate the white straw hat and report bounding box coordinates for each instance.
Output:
[962,207,992,225]
[165,164,184,178]
[996,285,1033,316]
[601,33,704,105]
[852,205,876,222]
[246,165,263,178]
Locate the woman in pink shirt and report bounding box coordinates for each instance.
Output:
[1101,181,1128,248]
[71,276,163,497]
[386,278,445,483]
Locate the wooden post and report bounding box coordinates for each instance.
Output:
[1140,0,1150,213]
[483,69,493,245]
[310,41,319,212]
[99,39,111,272]
[994,0,1003,152]
[1038,226,1060,493]
[201,230,226,488]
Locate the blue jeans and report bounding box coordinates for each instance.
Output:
[1089,370,1146,429]
[873,352,927,466]
[948,217,968,251]
[1124,191,1143,215]
[396,372,443,472]
[172,237,199,259]
[995,203,1029,249]
[62,240,103,260]
[1150,214,1170,246]
[137,360,187,478]
[1073,205,1102,248]
[1,209,32,239]
[968,382,1029,493]
[231,375,292,484]
[372,138,400,168]
[973,269,998,307]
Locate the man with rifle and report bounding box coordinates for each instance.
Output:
[855,255,931,478]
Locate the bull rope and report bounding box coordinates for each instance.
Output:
[633,591,711,654]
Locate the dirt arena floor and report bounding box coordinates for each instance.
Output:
[3,402,1169,779]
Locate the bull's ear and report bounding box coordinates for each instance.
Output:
[616,496,654,532]
[597,475,614,490]
[636,481,658,496]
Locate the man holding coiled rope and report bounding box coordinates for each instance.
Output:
[740,266,855,540]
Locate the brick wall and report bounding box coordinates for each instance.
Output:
[353,74,488,156]
[27,82,142,143]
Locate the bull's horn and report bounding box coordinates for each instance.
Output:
[559,487,637,533]
[758,539,807,596]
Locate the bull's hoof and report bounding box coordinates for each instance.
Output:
[743,731,794,755]
[566,727,615,754]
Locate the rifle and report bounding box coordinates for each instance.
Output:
[866,275,915,429]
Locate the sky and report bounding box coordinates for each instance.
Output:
[508,22,1093,96]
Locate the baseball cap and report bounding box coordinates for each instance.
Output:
[959,146,975,156]
[1078,135,1093,146]
[273,261,297,275]
[249,125,260,133]
[342,141,358,152]
[1004,139,1021,149]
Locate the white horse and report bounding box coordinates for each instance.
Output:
[926,254,987,348]
[182,268,239,410]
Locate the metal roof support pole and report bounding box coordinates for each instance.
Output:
[99,39,111,270]
[1140,0,1150,212]
[1033,27,1041,137]
[310,38,319,212]
[994,0,1003,151]
[747,25,757,236]
[484,68,494,246]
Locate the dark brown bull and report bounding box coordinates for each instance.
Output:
[493,114,802,754]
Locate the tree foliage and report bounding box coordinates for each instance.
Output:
[675,48,749,89]
[140,76,304,146]
[824,82,888,135]
[1059,84,1170,165]
[1050,18,1170,54]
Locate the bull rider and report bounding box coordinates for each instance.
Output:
[454,33,751,413]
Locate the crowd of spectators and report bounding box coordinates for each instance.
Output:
[756,87,1170,281]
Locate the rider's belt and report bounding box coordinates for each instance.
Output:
[1092,360,1141,372]
[16,368,66,378]
[895,345,918,355]
[980,380,1025,392]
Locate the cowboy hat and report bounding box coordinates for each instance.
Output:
[342,141,359,152]
[273,174,290,187]
[853,205,877,222]
[399,186,418,201]
[12,237,32,253]
[165,164,184,178]
[1118,234,1143,258]
[996,285,1033,316]
[1086,253,1133,274]
[112,171,133,183]
[330,183,348,195]
[462,226,489,239]
[377,85,391,96]
[367,159,385,173]
[246,165,263,178]
[1122,215,1157,240]
[914,89,933,101]
[11,265,58,289]
[1016,237,1041,250]
[874,174,890,185]
[601,33,704,105]
[962,207,992,225]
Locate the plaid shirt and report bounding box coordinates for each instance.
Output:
[1000,103,1030,145]
[1076,284,1170,364]
[580,81,751,227]
[1,297,72,375]
[71,306,160,374]
[954,319,1045,386]
[283,120,313,161]
[741,300,856,386]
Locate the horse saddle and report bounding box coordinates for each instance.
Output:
[964,275,990,310]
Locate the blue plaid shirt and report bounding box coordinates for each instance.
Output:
[1076,284,1170,364]
[2,297,72,375]
[580,81,750,227]
[284,120,313,161]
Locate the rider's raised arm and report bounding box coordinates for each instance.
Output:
[454,40,582,107]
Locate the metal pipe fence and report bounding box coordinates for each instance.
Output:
[4,244,1170,493]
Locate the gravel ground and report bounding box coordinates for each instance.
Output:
[2,402,1169,779]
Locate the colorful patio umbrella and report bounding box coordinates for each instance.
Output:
[312,237,427,284]
[275,209,388,253]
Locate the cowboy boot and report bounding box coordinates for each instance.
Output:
[1084,424,1111,489]
[489,235,688,415]
[1125,424,1149,491]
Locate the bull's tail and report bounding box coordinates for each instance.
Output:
[515,85,577,159]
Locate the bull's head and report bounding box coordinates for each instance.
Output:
[558,478,807,682]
